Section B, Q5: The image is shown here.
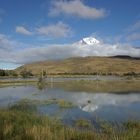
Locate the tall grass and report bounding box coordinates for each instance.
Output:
[0,108,139,140]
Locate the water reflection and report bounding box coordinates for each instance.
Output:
[0,81,140,122]
[75,93,140,112]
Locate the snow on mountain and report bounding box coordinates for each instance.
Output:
[2,35,139,64]
[76,37,100,45]
[72,37,140,58]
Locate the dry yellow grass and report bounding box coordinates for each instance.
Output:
[0,109,140,140]
[16,56,140,76]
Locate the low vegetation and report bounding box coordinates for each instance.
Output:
[0,98,140,140]
[1,78,140,93]
[57,100,75,108]
[20,68,33,78]
[52,80,140,93]
[11,99,75,109]
[0,69,18,77]
[75,119,92,129]
[0,108,139,140]
[0,68,34,78]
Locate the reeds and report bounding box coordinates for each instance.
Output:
[0,108,139,140]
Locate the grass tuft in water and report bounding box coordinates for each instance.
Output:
[9,98,76,110]
[75,119,92,129]
[57,100,75,108]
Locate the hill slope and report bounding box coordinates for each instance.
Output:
[16,56,140,76]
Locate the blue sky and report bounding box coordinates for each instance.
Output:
[0,0,140,69]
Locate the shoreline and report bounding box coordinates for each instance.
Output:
[0,77,140,93]
[0,108,139,140]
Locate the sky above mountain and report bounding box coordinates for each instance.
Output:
[0,0,140,69]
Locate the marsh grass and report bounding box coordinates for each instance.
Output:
[0,108,140,140]
[75,119,92,129]
[9,100,37,113]
[0,98,140,140]
[37,81,47,90]
[57,100,75,108]
[11,99,76,110]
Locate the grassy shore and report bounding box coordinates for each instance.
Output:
[0,80,36,88]
[0,97,140,140]
[56,79,140,93]
[0,77,140,92]
[0,99,140,140]
[0,108,139,140]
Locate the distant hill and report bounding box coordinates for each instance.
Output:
[110,55,140,60]
[16,56,140,76]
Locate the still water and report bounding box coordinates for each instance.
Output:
[0,80,140,125]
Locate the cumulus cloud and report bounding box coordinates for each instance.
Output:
[37,22,72,38]
[0,34,18,50]
[49,0,107,19]
[0,34,140,65]
[3,42,140,64]
[0,34,31,64]
[16,26,32,35]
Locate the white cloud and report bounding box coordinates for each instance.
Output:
[4,43,140,64]
[0,34,18,50]
[37,21,72,38]
[0,34,32,64]
[0,34,140,65]
[16,26,32,35]
[49,0,107,19]
[0,34,21,67]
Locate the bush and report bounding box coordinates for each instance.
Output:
[20,69,33,78]
[0,69,7,76]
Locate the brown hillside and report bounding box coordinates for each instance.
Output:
[16,56,140,75]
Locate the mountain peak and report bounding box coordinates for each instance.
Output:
[78,37,100,45]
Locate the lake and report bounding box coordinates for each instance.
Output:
[0,78,140,126]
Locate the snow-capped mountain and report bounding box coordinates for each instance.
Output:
[76,37,100,45]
